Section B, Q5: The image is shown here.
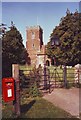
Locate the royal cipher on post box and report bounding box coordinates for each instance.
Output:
[2,78,15,102]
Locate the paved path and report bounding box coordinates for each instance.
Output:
[43,87,79,118]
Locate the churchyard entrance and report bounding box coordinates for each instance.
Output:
[2,64,81,118]
[19,64,80,95]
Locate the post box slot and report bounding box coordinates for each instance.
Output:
[6,82,12,85]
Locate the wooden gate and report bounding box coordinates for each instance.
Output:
[48,66,78,90]
[48,66,63,92]
[19,65,50,96]
[19,65,79,96]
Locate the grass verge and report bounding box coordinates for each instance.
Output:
[2,97,74,119]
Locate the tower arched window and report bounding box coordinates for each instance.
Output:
[32,32,35,39]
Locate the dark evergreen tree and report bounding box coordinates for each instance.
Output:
[2,24,30,77]
[47,10,81,66]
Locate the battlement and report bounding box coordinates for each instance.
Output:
[26,25,43,32]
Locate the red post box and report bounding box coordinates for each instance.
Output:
[2,78,15,102]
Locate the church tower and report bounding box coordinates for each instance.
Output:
[26,26,43,65]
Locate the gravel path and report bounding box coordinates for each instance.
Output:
[43,87,79,118]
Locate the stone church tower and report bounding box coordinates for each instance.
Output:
[26,26,45,67]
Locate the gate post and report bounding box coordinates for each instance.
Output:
[75,64,81,84]
[63,65,67,88]
[44,64,47,89]
[12,64,20,117]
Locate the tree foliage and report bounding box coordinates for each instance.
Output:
[2,25,30,77]
[47,10,81,66]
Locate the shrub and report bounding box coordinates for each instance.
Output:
[29,82,41,97]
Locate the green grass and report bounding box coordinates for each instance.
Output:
[20,97,73,118]
[2,97,73,118]
[2,101,14,118]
